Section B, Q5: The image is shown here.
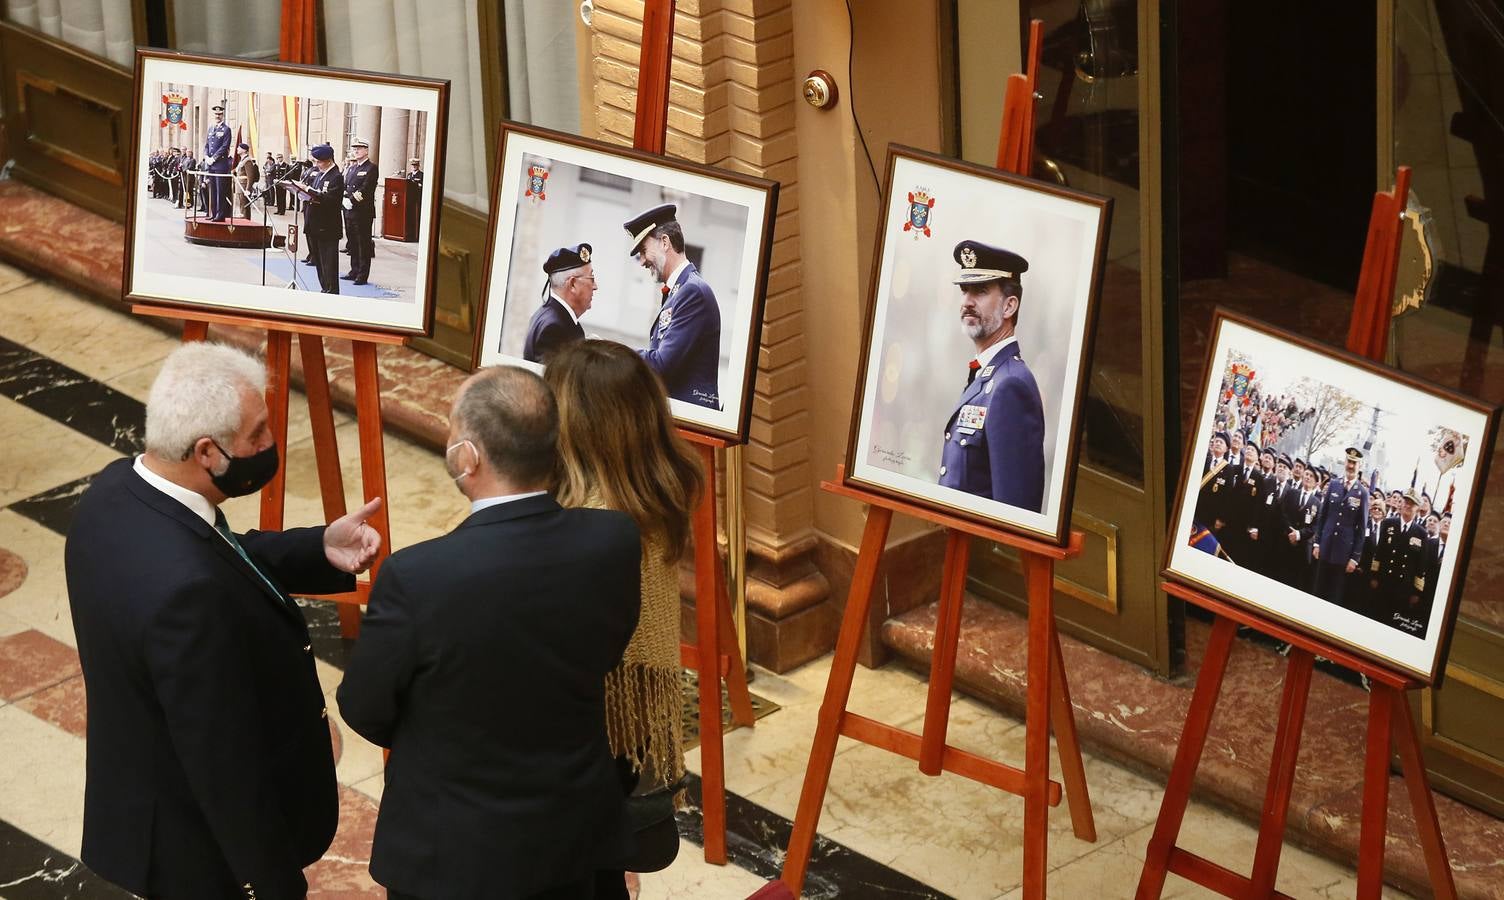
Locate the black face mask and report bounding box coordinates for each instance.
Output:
[208,440,279,497]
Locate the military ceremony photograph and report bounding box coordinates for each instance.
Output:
[1169,315,1497,681]
[475,123,777,440]
[125,50,448,335]
[846,147,1111,544]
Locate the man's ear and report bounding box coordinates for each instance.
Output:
[1003,293,1021,318]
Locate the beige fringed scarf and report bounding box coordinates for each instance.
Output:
[591,499,686,790]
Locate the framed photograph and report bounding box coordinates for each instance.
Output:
[124,49,449,337]
[1166,312,1499,683]
[843,145,1112,545]
[474,121,778,443]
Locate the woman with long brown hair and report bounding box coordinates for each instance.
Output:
[544,339,703,897]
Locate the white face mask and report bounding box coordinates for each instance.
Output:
[445,439,478,483]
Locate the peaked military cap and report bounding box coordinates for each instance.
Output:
[351,137,370,149]
[1278,454,1292,467]
[623,203,678,254]
[543,243,593,275]
[1402,488,1422,505]
[1344,446,1364,461]
[1211,431,1230,446]
[310,143,335,161]
[952,241,1029,285]
[211,105,225,112]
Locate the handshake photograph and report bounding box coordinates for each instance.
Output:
[125,50,448,336]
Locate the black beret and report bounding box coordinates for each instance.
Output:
[237,142,249,150]
[623,203,678,254]
[543,243,593,275]
[952,241,1029,285]
[310,143,334,161]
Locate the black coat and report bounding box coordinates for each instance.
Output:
[522,295,586,364]
[302,164,345,239]
[337,495,642,899]
[64,458,352,899]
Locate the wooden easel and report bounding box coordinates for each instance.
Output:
[136,312,396,637]
[631,0,755,865]
[1135,167,1460,900]
[779,23,1098,898]
[132,3,389,637]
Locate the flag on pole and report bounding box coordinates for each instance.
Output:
[246,93,260,159]
[284,96,300,159]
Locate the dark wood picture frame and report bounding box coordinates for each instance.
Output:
[1164,309,1500,685]
[471,120,779,446]
[123,47,449,338]
[842,143,1113,546]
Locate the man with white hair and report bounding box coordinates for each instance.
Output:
[65,342,383,900]
[523,243,595,364]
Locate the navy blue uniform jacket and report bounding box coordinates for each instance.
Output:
[522,296,585,364]
[64,458,352,899]
[204,122,232,171]
[938,341,1046,512]
[303,165,345,239]
[641,262,721,409]
[337,495,642,900]
[1315,477,1370,566]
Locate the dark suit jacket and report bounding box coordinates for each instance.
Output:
[303,165,345,239]
[641,262,721,409]
[337,495,642,900]
[938,341,1046,512]
[343,159,379,215]
[64,458,352,900]
[522,296,585,364]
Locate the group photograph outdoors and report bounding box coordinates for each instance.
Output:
[126,51,447,335]
[1168,315,1494,681]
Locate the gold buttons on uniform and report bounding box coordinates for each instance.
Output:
[939,466,948,476]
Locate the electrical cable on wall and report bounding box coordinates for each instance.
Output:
[846,0,882,197]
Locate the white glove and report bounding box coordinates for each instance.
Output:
[342,197,353,211]
[353,191,364,202]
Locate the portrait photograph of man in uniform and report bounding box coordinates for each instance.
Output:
[847,148,1112,542]
[475,126,779,440]
[127,53,448,336]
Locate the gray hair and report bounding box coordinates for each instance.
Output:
[453,366,558,487]
[145,343,266,461]
[548,268,577,293]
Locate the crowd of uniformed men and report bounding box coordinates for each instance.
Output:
[1193,429,1451,639]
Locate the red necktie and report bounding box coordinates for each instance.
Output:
[966,359,981,386]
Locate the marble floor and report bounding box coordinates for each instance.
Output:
[0,261,1416,898]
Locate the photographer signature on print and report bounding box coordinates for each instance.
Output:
[477,124,778,443]
[1168,314,1498,683]
[846,147,1112,544]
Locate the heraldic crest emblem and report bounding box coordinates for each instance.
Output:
[161,92,189,130]
[902,188,934,238]
[525,164,549,202]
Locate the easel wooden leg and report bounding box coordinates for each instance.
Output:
[717,568,755,727]
[919,530,970,775]
[260,332,292,531]
[1136,615,1238,899]
[350,342,391,589]
[1021,551,1055,899]
[1390,686,1458,900]
[693,443,728,865]
[780,506,894,895]
[1049,622,1096,842]
[1248,648,1315,896]
[297,334,359,637]
[1357,681,1394,898]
